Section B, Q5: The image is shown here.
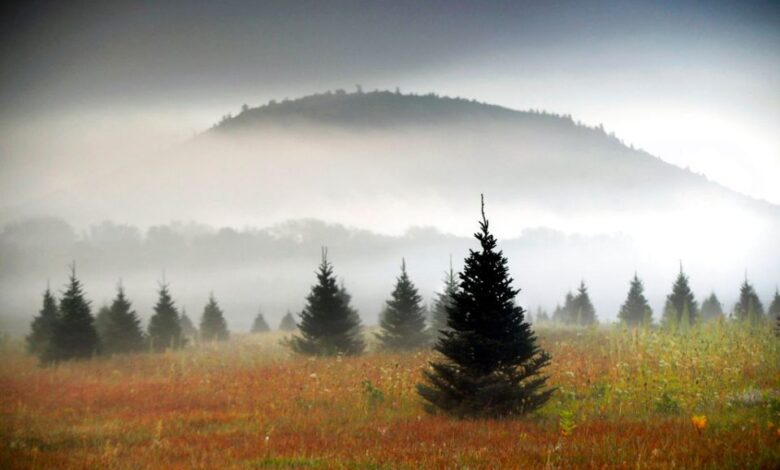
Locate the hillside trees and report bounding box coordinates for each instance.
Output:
[417,196,553,417]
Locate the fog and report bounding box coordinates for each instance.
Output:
[1,95,778,336]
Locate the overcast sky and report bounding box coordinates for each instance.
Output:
[1,0,779,206]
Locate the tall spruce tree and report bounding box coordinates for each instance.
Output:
[102,283,145,355]
[417,196,554,417]
[278,310,297,331]
[733,279,764,323]
[572,281,597,326]
[251,310,271,333]
[662,266,698,328]
[26,286,59,363]
[288,249,365,356]
[701,293,724,321]
[51,265,100,361]
[148,282,182,352]
[179,309,198,342]
[200,294,230,341]
[618,274,652,326]
[376,259,429,350]
[430,258,458,340]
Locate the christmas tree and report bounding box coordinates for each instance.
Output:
[618,274,652,326]
[417,196,554,417]
[430,257,458,340]
[287,249,365,356]
[26,286,59,363]
[148,281,182,352]
[101,283,145,354]
[375,259,429,350]
[51,265,100,361]
[200,293,230,341]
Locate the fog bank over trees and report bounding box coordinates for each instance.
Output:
[1,215,777,337]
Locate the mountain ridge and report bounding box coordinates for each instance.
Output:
[1,90,778,232]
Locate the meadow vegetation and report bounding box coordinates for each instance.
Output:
[2,322,778,469]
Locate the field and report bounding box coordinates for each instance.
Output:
[2,323,779,469]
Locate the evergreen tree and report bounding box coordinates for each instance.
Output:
[662,266,698,328]
[701,293,724,320]
[179,309,198,341]
[618,274,652,326]
[287,249,365,356]
[417,196,554,417]
[101,284,145,355]
[148,282,182,352]
[430,258,457,340]
[26,286,59,363]
[572,281,597,326]
[733,279,764,323]
[278,310,297,331]
[51,265,100,361]
[376,259,429,350]
[200,294,230,341]
[251,310,271,333]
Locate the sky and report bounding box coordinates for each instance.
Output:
[0,0,779,209]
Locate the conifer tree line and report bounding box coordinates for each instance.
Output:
[27,217,780,366]
[533,266,778,331]
[551,281,597,326]
[27,266,234,364]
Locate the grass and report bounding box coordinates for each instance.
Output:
[1,322,778,469]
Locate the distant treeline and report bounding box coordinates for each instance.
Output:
[535,270,780,331]
[25,238,780,364]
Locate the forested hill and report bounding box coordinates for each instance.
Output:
[213,90,568,129]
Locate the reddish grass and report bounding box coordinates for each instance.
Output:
[1,326,778,469]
